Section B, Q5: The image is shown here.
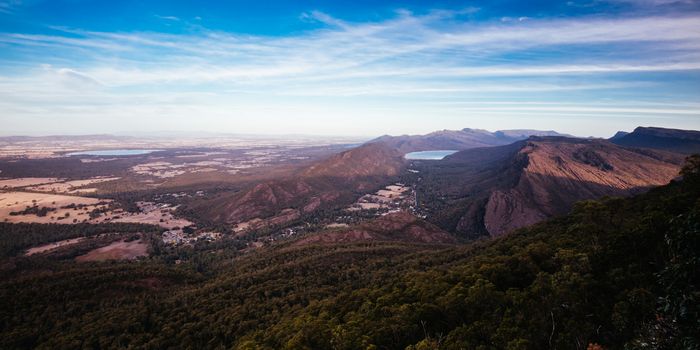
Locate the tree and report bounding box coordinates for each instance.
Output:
[680,154,700,177]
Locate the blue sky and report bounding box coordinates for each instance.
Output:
[1,0,699,137]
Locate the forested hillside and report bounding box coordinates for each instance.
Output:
[0,157,698,349]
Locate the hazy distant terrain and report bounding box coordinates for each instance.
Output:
[0,127,694,248]
[610,126,700,154]
[371,128,570,153]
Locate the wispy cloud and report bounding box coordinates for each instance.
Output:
[0,0,21,14]
[0,9,699,136]
[154,14,180,21]
[607,0,699,5]
[2,13,698,83]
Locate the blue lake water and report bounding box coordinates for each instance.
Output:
[66,149,160,156]
[404,150,459,160]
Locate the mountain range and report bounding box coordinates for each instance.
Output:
[610,126,700,154]
[371,128,570,153]
[192,142,405,227]
[186,126,695,241]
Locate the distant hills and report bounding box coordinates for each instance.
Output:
[188,125,697,240]
[193,142,405,226]
[610,126,700,154]
[609,130,629,140]
[371,128,570,153]
[0,134,128,142]
[192,128,571,227]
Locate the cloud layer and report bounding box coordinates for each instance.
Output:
[0,9,699,136]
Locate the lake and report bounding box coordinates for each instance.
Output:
[404,150,458,160]
[66,149,160,156]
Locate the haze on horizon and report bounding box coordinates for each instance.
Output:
[1,0,699,138]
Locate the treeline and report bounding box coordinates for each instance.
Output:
[9,205,55,217]
[0,222,162,258]
[0,157,134,178]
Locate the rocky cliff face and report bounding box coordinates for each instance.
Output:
[481,138,681,236]
[414,137,683,238]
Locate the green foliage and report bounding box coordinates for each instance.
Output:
[680,154,700,177]
[654,209,700,349]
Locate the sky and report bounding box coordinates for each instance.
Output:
[1,0,699,138]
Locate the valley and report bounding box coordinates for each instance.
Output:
[2,127,696,254]
[0,127,698,349]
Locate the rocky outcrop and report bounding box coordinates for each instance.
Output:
[481,138,681,236]
[415,136,684,238]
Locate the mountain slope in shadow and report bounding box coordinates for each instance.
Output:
[611,126,700,154]
[413,136,683,238]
